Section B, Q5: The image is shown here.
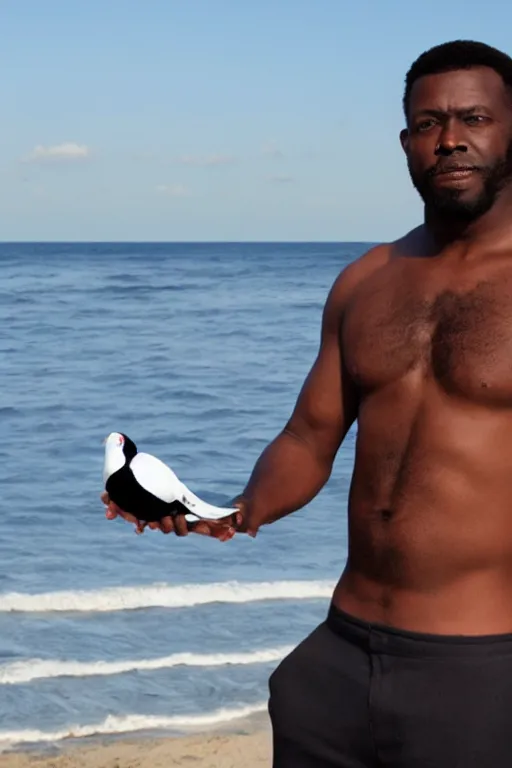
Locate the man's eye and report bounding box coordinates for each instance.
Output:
[416,120,436,132]
[464,115,486,125]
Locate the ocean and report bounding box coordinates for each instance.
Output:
[0,242,368,749]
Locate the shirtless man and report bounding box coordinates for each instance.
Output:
[103,40,512,766]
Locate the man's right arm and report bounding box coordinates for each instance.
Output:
[234,253,378,536]
[103,247,386,538]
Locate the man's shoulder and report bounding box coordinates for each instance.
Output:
[329,242,392,304]
[331,227,423,300]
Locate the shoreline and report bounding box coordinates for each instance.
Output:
[0,711,272,767]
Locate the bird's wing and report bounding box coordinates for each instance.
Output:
[130,452,181,504]
[131,452,236,521]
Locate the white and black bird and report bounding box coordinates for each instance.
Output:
[103,432,237,524]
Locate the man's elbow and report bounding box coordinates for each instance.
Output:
[282,421,339,472]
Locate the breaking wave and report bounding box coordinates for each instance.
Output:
[0,580,333,613]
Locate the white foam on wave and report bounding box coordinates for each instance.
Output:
[0,646,293,685]
[0,702,267,748]
[0,580,333,613]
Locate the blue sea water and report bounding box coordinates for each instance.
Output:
[0,242,368,748]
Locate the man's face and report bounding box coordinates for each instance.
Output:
[401,66,512,221]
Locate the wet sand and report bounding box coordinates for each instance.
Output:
[0,716,272,767]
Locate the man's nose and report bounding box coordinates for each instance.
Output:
[435,120,468,156]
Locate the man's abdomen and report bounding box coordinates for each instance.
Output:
[336,389,512,634]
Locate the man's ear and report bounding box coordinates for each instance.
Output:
[400,128,409,153]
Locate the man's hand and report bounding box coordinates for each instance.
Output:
[101,492,243,541]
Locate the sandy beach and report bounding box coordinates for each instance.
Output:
[0,728,272,768]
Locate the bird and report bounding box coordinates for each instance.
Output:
[103,432,237,524]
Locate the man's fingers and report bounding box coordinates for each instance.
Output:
[219,523,237,541]
[105,501,140,526]
[173,515,189,537]
[188,519,236,540]
[102,496,238,541]
[136,517,176,534]
[159,517,174,534]
[191,521,212,536]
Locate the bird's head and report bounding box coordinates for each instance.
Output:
[103,432,138,482]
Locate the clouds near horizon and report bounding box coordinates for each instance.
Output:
[22,143,91,164]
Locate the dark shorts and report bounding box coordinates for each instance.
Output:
[268,604,512,767]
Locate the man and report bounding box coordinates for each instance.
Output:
[103,39,512,766]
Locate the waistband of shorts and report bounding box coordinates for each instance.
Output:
[327,603,512,657]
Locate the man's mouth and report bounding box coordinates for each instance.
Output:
[431,164,479,178]
[427,164,481,186]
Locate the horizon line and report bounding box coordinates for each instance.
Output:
[0,239,377,245]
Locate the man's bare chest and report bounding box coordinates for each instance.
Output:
[342,262,512,403]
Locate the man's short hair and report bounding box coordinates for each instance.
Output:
[403,40,512,121]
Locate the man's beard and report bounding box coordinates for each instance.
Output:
[409,141,512,222]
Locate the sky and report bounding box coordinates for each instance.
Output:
[2,0,512,242]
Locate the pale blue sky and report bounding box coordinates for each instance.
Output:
[1,0,510,241]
